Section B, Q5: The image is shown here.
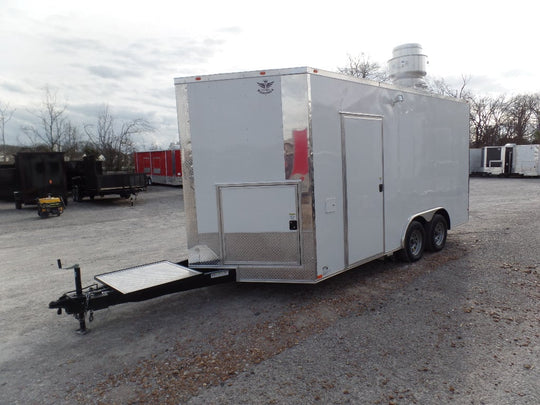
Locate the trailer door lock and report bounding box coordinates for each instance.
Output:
[289,220,298,230]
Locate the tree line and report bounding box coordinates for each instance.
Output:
[2,59,540,167]
[0,87,153,170]
[339,54,540,147]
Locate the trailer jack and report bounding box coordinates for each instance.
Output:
[49,260,236,333]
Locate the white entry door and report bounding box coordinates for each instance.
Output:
[342,114,384,265]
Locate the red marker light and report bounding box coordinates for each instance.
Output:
[259,71,266,75]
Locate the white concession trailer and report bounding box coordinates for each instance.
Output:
[174,67,470,283]
[49,66,470,331]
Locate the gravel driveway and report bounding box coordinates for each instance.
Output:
[0,178,538,404]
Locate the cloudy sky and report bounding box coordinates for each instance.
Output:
[0,0,537,149]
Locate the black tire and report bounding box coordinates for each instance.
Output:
[398,220,425,262]
[426,214,448,252]
[15,200,22,210]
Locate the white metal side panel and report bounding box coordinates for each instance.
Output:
[343,115,384,264]
[187,76,285,234]
[310,88,346,277]
[383,96,469,251]
[515,145,540,176]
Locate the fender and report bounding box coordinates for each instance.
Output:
[400,207,450,248]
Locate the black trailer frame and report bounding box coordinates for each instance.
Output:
[49,260,235,333]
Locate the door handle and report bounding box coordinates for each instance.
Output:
[379,184,384,192]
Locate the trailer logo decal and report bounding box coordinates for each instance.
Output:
[257,80,274,95]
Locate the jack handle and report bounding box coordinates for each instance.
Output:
[57,259,87,334]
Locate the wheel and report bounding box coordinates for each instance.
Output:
[426,214,448,252]
[398,220,425,262]
[15,200,22,210]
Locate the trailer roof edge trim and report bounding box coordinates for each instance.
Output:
[174,66,314,84]
[173,66,467,103]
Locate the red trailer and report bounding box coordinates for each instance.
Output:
[134,149,182,186]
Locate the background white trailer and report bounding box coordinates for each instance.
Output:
[174,67,469,283]
[479,144,540,176]
[512,144,540,176]
[469,148,482,174]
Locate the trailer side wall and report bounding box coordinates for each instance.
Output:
[310,75,469,278]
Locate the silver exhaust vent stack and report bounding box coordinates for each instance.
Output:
[388,43,428,89]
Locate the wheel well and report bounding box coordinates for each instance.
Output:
[415,209,451,230]
[401,208,451,248]
[434,209,451,230]
[413,216,428,227]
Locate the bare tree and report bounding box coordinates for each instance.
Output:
[338,53,389,82]
[530,94,540,144]
[501,94,537,144]
[22,87,76,152]
[0,102,15,162]
[427,75,472,99]
[62,121,83,160]
[85,105,153,171]
[469,95,508,147]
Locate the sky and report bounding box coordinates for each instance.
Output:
[0,0,538,149]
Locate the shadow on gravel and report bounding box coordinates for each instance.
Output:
[61,242,464,404]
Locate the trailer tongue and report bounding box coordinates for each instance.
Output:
[49,260,235,333]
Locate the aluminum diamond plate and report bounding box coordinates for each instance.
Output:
[95,261,201,294]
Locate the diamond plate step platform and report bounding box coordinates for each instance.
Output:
[95,261,201,294]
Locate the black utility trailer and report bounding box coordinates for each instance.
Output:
[69,156,147,201]
[0,164,16,201]
[12,152,68,209]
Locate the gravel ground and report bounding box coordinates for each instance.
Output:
[0,178,538,404]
